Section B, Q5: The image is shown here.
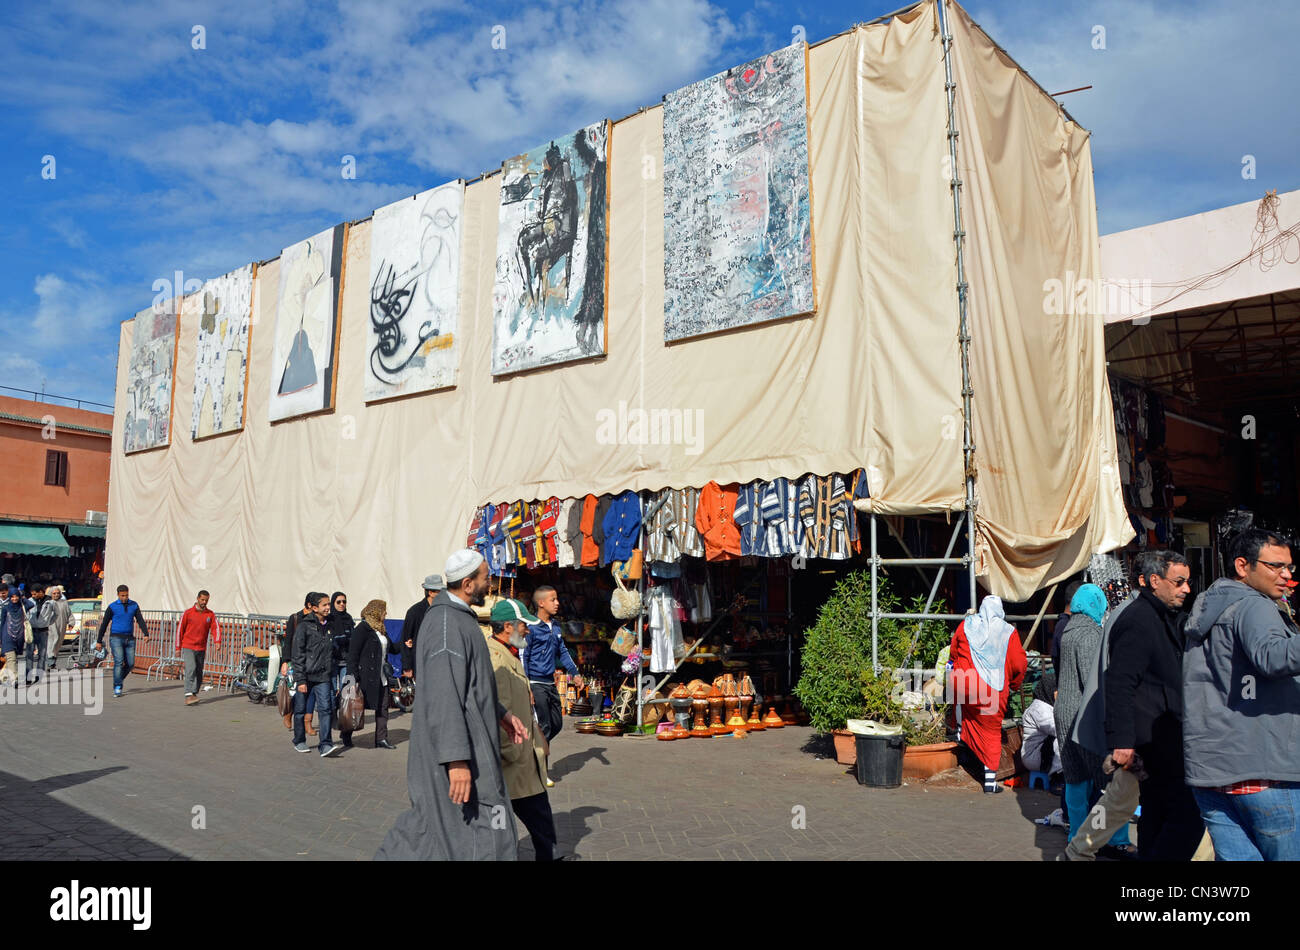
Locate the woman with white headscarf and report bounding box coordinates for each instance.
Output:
[949,595,1028,793]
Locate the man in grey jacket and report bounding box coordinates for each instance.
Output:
[47,586,73,672]
[1183,529,1300,861]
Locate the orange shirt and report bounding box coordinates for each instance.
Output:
[695,481,741,560]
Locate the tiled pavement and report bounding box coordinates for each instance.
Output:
[0,671,1068,860]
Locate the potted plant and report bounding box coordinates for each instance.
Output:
[795,570,956,772]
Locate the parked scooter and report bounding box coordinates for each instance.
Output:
[387,660,414,713]
[234,641,282,703]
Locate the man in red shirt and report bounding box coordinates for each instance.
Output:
[178,590,220,706]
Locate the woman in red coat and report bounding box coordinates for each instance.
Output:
[949,596,1028,793]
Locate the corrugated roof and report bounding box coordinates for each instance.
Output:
[0,411,111,436]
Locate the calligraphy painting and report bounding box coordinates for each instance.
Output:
[492,120,610,375]
[189,263,253,439]
[268,224,344,422]
[123,300,179,453]
[366,181,463,401]
[663,43,815,341]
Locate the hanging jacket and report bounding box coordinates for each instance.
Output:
[695,481,741,561]
[798,474,851,560]
[579,494,601,568]
[758,478,802,556]
[601,490,642,564]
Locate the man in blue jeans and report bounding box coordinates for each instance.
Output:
[1182,529,1300,860]
[292,591,342,757]
[96,584,150,697]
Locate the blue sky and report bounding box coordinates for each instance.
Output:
[1,0,1295,408]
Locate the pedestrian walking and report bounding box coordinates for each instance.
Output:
[948,595,1027,793]
[1106,549,1203,861]
[281,600,317,734]
[96,585,150,697]
[1,587,29,686]
[47,586,72,672]
[376,549,528,861]
[1054,583,1135,857]
[1182,529,1300,860]
[1049,579,1082,673]
[524,586,583,743]
[292,592,342,757]
[25,584,56,683]
[342,599,400,749]
[488,598,564,861]
[400,574,444,682]
[326,591,353,690]
[177,590,220,705]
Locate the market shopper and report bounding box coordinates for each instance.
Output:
[47,586,72,672]
[1020,670,1061,780]
[342,599,400,749]
[1,588,28,686]
[400,574,444,681]
[1054,584,1135,858]
[96,585,150,697]
[281,599,317,734]
[1182,530,1300,860]
[948,596,1028,793]
[292,592,342,757]
[25,584,55,683]
[327,591,353,690]
[488,598,562,861]
[1049,580,1082,672]
[1106,550,1203,861]
[376,549,528,861]
[524,586,582,743]
[177,590,220,705]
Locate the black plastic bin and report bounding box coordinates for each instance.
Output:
[854,732,905,788]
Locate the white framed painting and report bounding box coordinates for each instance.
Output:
[189,263,254,439]
[268,223,345,422]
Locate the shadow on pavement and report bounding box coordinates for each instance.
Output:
[0,768,187,860]
[549,745,611,781]
[550,804,607,860]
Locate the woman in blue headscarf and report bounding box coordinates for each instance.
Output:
[1054,583,1135,857]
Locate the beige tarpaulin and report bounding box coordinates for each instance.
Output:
[106,1,1128,614]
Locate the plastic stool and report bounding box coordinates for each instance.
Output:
[1028,771,1050,790]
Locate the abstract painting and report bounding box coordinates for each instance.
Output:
[366,181,463,401]
[189,263,253,439]
[268,224,345,422]
[492,120,610,375]
[123,300,179,453]
[662,43,815,341]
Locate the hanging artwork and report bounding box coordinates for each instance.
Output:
[662,43,816,342]
[366,181,464,401]
[268,224,345,422]
[492,120,610,375]
[189,263,254,439]
[123,300,179,453]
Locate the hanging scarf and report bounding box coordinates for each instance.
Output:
[1069,583,1108,626]
[963,595,1016,693]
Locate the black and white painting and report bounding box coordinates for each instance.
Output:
[366,181,463,401]
[492,120,610,375]
[123,300,178,453]
[189,263,253,439]
[268,224,344,422]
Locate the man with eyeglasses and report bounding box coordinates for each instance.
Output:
[1105,549,1204,860]
[1183,529,1300,860]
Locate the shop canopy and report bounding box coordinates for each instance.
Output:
[66,523,107,539]
[1102,189,1300,408]
[107,0,1132,613]
[0,522,72,558]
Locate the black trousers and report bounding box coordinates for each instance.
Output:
[512,792,557,861]
[1138,770,1204,861]
[529,682,563,742]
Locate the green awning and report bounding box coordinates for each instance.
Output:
[66,523,106,539]
[0,523,72,557]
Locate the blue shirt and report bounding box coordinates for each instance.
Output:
[522,620,579,682]
[101,599,149,638]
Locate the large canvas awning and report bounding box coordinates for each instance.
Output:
[107,1,1131,612]
[0,523,72,558]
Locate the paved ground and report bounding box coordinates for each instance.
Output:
[0,670,1072,860]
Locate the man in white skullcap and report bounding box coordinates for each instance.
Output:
[377,549,528,861]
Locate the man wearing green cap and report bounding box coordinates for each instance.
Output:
[488,598,563,861]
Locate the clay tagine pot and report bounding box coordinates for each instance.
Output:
[690,697,712,737]
[779,696,798,726]
[763,706,785,728]
[707,686,728,735]
[746,705,766,731]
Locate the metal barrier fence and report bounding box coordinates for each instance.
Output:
[123,610,286,692]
